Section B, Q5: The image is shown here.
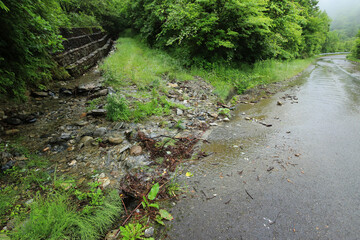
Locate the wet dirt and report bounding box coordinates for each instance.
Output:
[167,55,360,239]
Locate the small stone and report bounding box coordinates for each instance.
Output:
[0,110,5,120]
[60,132,71,140]
[176,108,184,116]
[105,230,118,240]
[168,83,179,88]
[68,160,77,166]
[32,91,48,97]
[75,121,88,126]
[94,127,107,137]
[245,117,251,121]
[209,122,218,126]
[223,117,230,122]
[91,109,107,116]
[5,129,19,135]
[144,227,154,238]
[130,145,142,156]
[25,199,34,205]
[277,101,283,106]
[6,117,21,125]
[109,137,123,144]
[98,177,111,189]
[79,136,94,147]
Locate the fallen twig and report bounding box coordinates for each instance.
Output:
[245,189,254,200]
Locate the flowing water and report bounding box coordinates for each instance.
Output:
[167,55,360,239]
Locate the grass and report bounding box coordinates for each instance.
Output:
[0,141,123,239]
[347,55,360,63]
[101,37,315,105]
[190,58,315,98]
[100,37,193,90]
[10,190,122,240]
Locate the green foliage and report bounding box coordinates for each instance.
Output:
[352,30,360,59]
[120,223,153,240]
[100,37,193,90]
[74,181,105,208]
[106,94,131,121]
[124,0,330,64]
[0,0,68,98]
[10,190,123,240]
[218,108,231,118]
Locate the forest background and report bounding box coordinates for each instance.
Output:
[1,0,360,99]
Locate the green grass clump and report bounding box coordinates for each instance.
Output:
[190,58,314,97]
[106,94,131,121]
[10,190,122,240]
[100,37,193,90]
[106,91,186,122]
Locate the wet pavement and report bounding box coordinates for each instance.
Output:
[168,55,360,239]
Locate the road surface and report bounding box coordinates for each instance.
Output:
[167,55,360,239]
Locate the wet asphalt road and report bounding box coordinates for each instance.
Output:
[167,55,360,240]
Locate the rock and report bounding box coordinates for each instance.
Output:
[105,230,118,240]
[94,127,107,137]
[168,83,179,88]
[144,227,154,238]
[32,91,48,97]
[245,117,251,121]
[5,117,21,125]
[209,122,218,126]
[277,101,283,106]
[24,115,37,123]
[75,121,88,126]
[223,117,230,122]
[176,108,184,116]
[79,136,94,147]
[68,160,77,166]
[0,110,5,120]
[130,145,142,156]
[60,132,72,140]
[109,135,123,145]
[107,87,116,95]
[98,176,111,189]
[91,109,107,116]
[1,160,16,171]
[25,199,34,205]
[59,88,72,96]
[5,129,19,135]
[97,89,108,96]
[77,83,101,93]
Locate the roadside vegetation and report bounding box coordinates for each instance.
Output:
[0,142,123,239]
[348,30,360,62]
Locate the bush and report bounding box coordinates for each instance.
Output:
[106,94,131,121]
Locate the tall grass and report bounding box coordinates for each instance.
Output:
[10,191,122,240]
[100,38,193,90]
[101,37,314,101]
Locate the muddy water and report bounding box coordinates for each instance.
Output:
[168,55,360,239]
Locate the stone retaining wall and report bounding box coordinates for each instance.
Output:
[53,27,112,78]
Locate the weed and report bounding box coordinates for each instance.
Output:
[141,183,173,226]
[218,108,231,118]
[86,98,102,111]
[119,223,153,240]
[106,94,131,121]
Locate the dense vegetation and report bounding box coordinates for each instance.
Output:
[0,0,331,99]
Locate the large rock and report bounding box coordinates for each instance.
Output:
[79,136,94,147]
[130,145,142,156]
[109,134,123,145]
[94,127,107,137]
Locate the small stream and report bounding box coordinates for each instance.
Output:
[168,55,360,239]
